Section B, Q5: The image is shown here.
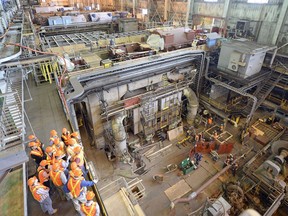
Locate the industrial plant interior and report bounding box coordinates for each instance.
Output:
[1,0,288,215]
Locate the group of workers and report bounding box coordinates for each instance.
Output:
[27,128,100,216]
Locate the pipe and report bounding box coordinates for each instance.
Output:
[204,57,257,124]
[111,113,127,157]
[171,153,245,208]
[183,88,198,125]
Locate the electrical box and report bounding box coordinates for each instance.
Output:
[217,39,271,79]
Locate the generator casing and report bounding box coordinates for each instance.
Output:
[217,39,271,79]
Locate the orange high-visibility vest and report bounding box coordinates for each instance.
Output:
[38,169,49,183]
[50,170,63,187]
[54,158,65,169]
[30,184,48,202]
[81,203,96,216]
[74,152,84,167]
[67,178,82,198]
[31,149,43,157]
[46,153,54,165]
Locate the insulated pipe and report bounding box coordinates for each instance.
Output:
[111,113,127,157]
[204,57,257,124]
[183,88,198,125]
[171,154,245,208]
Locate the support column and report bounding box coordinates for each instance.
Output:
[222,0,231,36]
[164,0,169,21]
[120,0,124,11]
[272,0,288,45]
[185,0,194,28]
[133,0,136,17]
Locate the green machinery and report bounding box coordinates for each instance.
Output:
[179,157,197,175]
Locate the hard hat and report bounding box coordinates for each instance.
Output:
[62,128,67,134]
[73,146,82,154]
[28,135,35,140]
[28,176,37,186]
[86,191,95,200]
[50,130,57,137]
[52,163,60,171]
[67,138,76,145]
[70,162,78,170]
[71,132,79,138]
[28,142,37,148]
[54,138,60,145]
[40,160,49,167]
[45,146,53,153]
[73,168,82,177]
[55,150,63,157]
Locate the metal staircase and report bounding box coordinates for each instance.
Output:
[0,70,28,174]
[243,72,283,116]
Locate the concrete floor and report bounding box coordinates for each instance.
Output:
[24,75,284,216]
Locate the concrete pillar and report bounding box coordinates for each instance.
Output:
[272,0,288,45]
[222,0,231,36]
[120,0,124,11]
[185,0,193,28]
[164,0,169,21]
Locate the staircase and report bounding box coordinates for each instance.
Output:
[0,70,28,173]
[243,72,283,116]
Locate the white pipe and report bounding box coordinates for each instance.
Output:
[183,88,199,125]
[111,113,127,157]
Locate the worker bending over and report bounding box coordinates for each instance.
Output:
[28,176,57,215]
[80,191,100,216]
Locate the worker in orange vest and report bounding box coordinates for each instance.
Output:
[28,134,45,150]
[61,128,71,146]
[45,146,55,165]
[72,146,85,174]
[52,138,66,160]
[29,142,45,166]
[71,132,80,143]
[49,130,59,145]
[207,117,213,128]
[50,163,67,200]
[53,150,70,170]
[80,191,100,216]
[65,169,97,213]
[66,138,81,159]
[28,176,57,215]
[38,160,51,188]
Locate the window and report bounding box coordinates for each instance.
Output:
[247,0,268,3]
[204,0,218,2]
